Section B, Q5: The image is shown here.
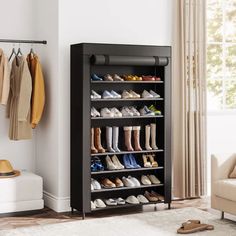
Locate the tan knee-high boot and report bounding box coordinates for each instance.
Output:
[94,128,105,153]
[145,125,152,150]
[133,126,142,151]
[91,128,98,154]
[150,123,158,150]
[124,126,134,151]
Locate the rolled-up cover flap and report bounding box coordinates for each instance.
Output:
[90,55,169,66]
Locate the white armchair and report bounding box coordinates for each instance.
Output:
[211,153,236,218]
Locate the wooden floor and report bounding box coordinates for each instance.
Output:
[0,197,232,230]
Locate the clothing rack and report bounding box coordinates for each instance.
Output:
[0,39,47,44]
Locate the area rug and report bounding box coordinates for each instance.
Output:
[0,208,235,236]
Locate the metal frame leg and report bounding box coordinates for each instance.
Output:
[168,203,171,209]
[82,212,85,220]
[221,211,224,219]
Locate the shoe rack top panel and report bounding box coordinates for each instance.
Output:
[72,43,171,58]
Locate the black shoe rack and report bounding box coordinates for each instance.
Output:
[70,43,172,216]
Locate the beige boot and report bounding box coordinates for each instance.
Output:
[106,127,115,153]
[145,125,152,150]
[94,128,105,153]
[133,126,142,151]
[124,126,134,151]
[91,128,98,154]
[150,123,158,150]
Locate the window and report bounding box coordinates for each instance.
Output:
[207,0,236,111]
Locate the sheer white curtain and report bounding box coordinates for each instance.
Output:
[172,0,207,198]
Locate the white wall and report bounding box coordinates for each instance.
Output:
[33,0,61,209]
[55,0,173,211]
[0,0,36,172]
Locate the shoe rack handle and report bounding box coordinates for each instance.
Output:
[90,55,169,66]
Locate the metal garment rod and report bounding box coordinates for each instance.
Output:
[0,39,47,44]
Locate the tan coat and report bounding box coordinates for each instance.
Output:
[0,49,10,105]
[27,54,45,128]
[7,56,32,140]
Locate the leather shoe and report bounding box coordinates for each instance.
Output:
[144,191,159,202]
[101,178,116,188]
[104,74,113,81]
[113,74,124,81]
[114,177,124,187]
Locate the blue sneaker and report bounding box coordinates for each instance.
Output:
[91,74,103,81]
[91,157,104,172]
[129,154,141,169]
[123,154,134,169]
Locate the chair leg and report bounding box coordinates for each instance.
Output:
[221,211,224,219]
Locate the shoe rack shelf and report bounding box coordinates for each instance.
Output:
[91,166,164,175]
[91,81,164,84]
[92,184,164,193]
[91,98,164,102]
[91,149,164,157]
[91,115,164,120]
[91,200,164,212]
[71,43,172,217]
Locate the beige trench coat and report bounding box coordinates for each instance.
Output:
[0,49,10,105]
[7,56,32,140]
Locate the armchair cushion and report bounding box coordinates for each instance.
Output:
[229,165,236,178]
[214,179,236,202]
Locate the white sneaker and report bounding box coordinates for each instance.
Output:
[142,90,154,98]
[94,199,106,208]
[141,175,152,185]
[126,195,139,204]
[122,90,133,99]
[128,176,141,187]
[91,90,101,99]
[129,90,140,98]
[91,178,101,190]
[110,108,122,117]
[111,155,124,169]
[101,108,114,118]
[91,183,94,191]
[91,201,96,209]
[128,107,140,116]
[111,90,121,99]
[105,156,117,170]
[105,199,117,206]
[91,107,100,117]
[149,90,160,98]
[121,107,133,117]
[137,195,149,203]
[102,90,114,99]
[122,177,135,187]
[148,175,161,184]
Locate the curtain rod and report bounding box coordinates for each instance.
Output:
[0,39,47,44]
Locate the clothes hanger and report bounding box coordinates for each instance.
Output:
[16,44,23,56]
[8,45,17,61]
[29,44,35,57]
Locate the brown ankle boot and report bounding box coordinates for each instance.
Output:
[91,128,98,154]
[133,126,142,151]
[94,128,105,153]
[123,126,134,151]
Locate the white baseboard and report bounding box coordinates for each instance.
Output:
[43,191,70,212]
